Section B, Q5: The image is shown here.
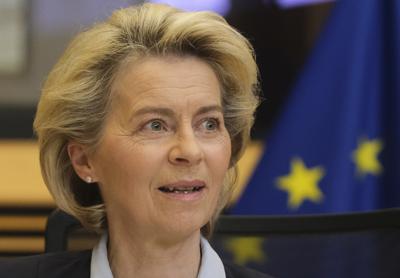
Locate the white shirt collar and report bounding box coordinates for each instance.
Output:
[91,233,226,278]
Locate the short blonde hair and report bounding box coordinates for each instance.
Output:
[33,3,259,237]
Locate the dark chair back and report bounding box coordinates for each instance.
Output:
[45,208,400,278]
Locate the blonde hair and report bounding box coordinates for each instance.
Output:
[33,3,259,237]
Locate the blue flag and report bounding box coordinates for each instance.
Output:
[220,1,400,276]
[230,0,400,215]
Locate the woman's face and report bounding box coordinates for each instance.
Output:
[90,56,231,241]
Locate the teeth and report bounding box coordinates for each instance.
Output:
[159,186,202,193]
[176,187,194,191]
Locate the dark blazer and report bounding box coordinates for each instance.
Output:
[0,250,273,278]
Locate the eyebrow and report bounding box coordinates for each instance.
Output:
[132,107,175,119]
[196,105,223,115]
[130,105,223,120]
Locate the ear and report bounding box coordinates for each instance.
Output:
[67,141,97,183]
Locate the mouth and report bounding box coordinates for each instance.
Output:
[158,180,206,195]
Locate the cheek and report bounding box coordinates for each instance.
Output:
[94,140,165,196]
[219,134,232,169]
[206,135,232,185]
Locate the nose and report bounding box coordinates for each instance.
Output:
[168,128,203,166]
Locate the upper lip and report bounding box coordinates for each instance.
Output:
[158,179,206,189]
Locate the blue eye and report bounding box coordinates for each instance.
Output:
[202,118,219,131]
[143,120,165,132]
[150,120,163,131]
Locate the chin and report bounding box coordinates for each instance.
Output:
[159,211,210,241]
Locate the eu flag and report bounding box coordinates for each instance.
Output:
[230,0,400,215]
[218,1,400,277]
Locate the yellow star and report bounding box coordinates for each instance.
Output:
[352,138,383,176]
[224,237,266,265]
[276,157,325,209]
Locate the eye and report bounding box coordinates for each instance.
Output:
[144,119,165,132]
[201,118,220,131]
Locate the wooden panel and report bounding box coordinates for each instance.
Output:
[0,140,53,206]
[0,236,44,253]
[0,215,47,231]
[68,235,99,251]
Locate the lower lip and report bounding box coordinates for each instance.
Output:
[158,188,205,201]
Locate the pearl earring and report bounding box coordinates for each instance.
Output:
[86,176,93,183]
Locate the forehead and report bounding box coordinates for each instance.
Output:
[111,55,222,111]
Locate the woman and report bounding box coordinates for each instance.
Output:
[1,3,271,278]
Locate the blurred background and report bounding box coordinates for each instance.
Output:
[0,0,332,137]
[1,0,399,276]
[0,0,333,212]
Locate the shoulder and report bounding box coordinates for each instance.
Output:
[223,260,274,278]
[0,250,92,278]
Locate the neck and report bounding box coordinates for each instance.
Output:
[107,226,202,278]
